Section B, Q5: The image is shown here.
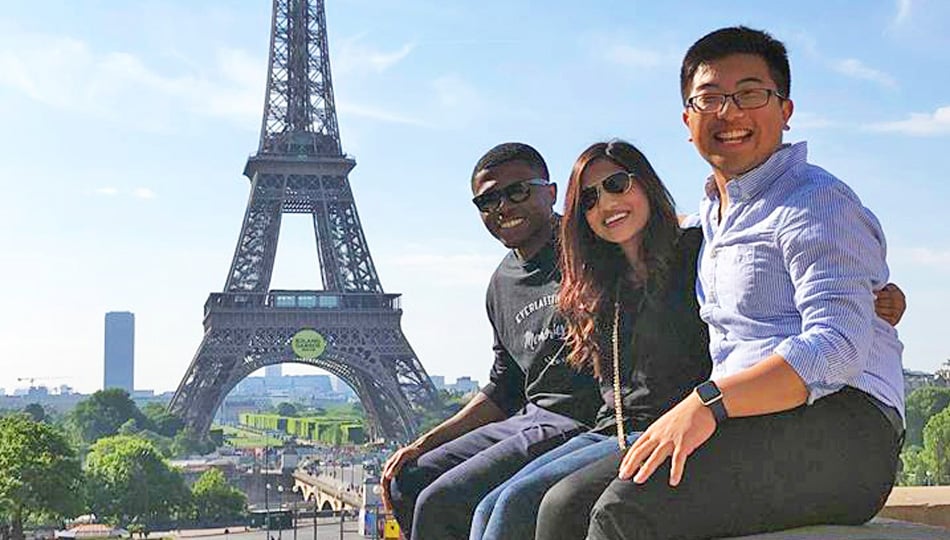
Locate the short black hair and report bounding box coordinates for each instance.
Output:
[680,26,791,104]
[471,142,549,188]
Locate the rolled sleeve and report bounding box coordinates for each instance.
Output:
[774,183,886,402]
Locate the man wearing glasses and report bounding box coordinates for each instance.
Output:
[381,143,602,540]
[579,26,906,540]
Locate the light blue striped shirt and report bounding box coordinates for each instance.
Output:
[697,142,905,419]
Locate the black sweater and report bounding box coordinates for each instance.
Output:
[481,239,602,427]
[591,228,711,434]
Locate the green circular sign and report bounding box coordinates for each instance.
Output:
[291,329,326,359]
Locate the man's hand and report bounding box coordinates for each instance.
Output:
[380,444,424,512]
[618,393,716,487]
[875,282,906,326]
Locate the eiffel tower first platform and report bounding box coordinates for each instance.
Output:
[169,0,439,442]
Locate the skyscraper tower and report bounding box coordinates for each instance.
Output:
[104,311,135,393]
[169,0,439,441]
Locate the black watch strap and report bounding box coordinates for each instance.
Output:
[695,381,728,423]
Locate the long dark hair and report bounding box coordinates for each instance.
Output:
[558,140,679,378]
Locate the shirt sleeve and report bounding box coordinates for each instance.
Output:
[480,325,528,417]
[772,181,889,403]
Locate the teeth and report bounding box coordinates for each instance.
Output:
[500,218,525,229]
[716,129,751,141]
[605,212,628,226]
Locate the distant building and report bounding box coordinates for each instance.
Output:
[104,311,135,392]
[429,375,445,390]
[265,364,282,379]
[450,376,479,395]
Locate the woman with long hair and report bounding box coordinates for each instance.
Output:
[469,139,711,540]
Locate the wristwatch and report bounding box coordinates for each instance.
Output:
[695,380,728,424]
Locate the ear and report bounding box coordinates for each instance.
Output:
[782,98,794,125]
[546,182,558,206]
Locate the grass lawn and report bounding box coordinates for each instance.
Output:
[217,425,285,448]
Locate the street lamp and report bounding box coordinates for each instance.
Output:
[277,485,285,540]
[265,483,271,537]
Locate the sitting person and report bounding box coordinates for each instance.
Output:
[539,27,905,540]
[380,143,602,540]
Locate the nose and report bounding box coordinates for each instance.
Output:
[717,97,745,120]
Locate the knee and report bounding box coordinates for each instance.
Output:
[415,480,459,519]
[537,480,575,521]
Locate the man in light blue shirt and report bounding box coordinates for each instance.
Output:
[586,26,905,540]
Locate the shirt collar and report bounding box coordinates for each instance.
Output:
[703,142,808,202]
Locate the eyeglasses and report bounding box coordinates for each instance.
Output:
[685,88,785,114]
[472,178,549,213]
[579,171,635,212]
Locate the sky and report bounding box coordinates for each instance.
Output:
[1,0,949,396]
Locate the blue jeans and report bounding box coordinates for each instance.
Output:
[388,404,586,540]
[469,431,639,540]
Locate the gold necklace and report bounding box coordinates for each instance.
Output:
[612,283,626,451]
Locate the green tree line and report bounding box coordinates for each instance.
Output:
[899,385,950,485]
[0,390,246,540]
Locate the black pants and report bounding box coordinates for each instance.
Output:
[536,388,902,540]
[389,403,586,540]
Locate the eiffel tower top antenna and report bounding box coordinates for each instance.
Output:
[259,0,342,157]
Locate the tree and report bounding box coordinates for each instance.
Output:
[923,407,950,484]
[276,402,298,417]
[171,428,216,458]
[904,386,950,447]
[0,415,83,540]
[69,389,150,444]
[899,445,931,486]
[85,435,190,526]
[21,403,46,423]
[190,469,246,525]
[141,403,184,438]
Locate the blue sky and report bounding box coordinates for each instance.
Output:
[1,0,948,395]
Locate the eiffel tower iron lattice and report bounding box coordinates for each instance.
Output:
[169,0,439,442]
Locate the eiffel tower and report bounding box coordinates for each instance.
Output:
[169,0,439,442]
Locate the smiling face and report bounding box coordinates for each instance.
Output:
[683,53,794,183]
[472,159,556,259]
[581,158,650,259]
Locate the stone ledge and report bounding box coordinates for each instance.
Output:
[879,486,950,530]
[722,517,948,539]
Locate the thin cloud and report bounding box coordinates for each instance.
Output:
[338,102,429,127]
[336,35,414,75]
[789,112,835,130]
[133,188,157,199]
[867,105,950,136]
[833,59,896,88]
[895,0,911,24]
[95,187,119,196]
[0,30,264,131]
[904,247,950,269]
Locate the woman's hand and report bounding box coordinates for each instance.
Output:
[618,392,716,486]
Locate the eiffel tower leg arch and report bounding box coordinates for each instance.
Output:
[171,319,433,442]
[219,351,421,442]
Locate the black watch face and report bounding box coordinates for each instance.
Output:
[697,382,719,403]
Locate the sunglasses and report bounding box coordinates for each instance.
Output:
[472,178,549,213]
[579,171,635,212]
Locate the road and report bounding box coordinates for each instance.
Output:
[172,519,374,540]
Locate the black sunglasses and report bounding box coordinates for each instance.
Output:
[472,178,549,213]
[579,171,635,212]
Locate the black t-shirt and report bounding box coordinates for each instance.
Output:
[481,239,602,427]
[591,227,711,433]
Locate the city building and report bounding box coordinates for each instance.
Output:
[104,311,135,392]
[265,364,282,379]
[429,375,445,390]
